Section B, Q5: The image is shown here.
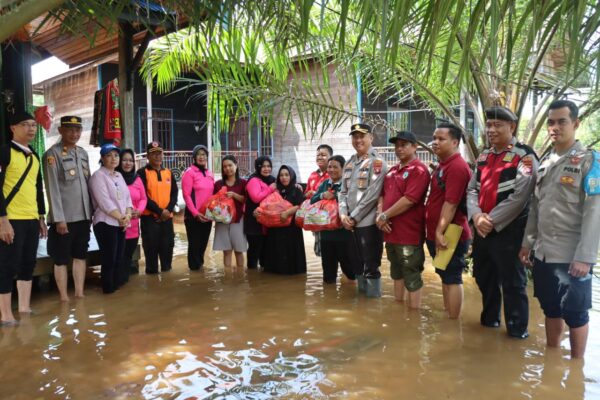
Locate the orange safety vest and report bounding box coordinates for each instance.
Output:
[142,167,173,217]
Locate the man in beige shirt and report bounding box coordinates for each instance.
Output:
[519,99,600,359]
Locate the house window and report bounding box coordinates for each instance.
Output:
[387,106,410,141]
[259,116,273,156]
[139,108,174,151]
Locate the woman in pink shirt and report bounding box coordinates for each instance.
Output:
[116,148,147,284]
[244,156,275,269]
[181,145,214,270]
[88,144,132,294]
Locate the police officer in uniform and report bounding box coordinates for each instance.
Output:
[339,123,387,297]
[467,106,538,339]
[43,116,92,301]
[519,100,600,359]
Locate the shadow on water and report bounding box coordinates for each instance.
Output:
[0,226,598,399]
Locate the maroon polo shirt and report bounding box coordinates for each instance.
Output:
[425,152,472,242]
[214,178,247,223]
[381,158,430,245]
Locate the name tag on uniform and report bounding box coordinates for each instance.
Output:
[560,175,576,186]
[503,153,515,162]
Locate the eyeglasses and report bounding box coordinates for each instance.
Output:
[19,122,37,129]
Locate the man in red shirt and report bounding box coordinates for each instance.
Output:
[305,144,332,257]
[467,106,538,339]
[377,131,430,309]
[425,123,472,319]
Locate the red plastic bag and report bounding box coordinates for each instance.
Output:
[200,187,237,224]
[303,199,341,232]
[295,199,312,228]
[256,192,294,228]
[34,105,52,132]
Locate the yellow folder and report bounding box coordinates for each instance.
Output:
[432,224,463,271]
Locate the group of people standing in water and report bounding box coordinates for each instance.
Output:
[0,99,598,360]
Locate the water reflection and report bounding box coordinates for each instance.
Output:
[141,344,329,399]
[0,229,598,399]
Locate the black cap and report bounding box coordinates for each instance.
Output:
[484,106,517,122]
[60,116,83,127]
[349,123,372,135]
[146,141,163,153]
[389,130,417,144]
[9,111,35,126]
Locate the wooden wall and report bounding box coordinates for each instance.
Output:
[271,62,358,183]
[41,67,101,166]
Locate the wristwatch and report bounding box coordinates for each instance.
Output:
[378,212,388,222]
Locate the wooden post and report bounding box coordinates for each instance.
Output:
[118,21,134,148]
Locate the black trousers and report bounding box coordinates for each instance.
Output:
[472,218,529,335]
[352,225,384,279]
[184,218,212,270]
[93,222,125,294]
[0,219,39,294]
[140,216,174,273]
[120,237,139,285]
[246,234,267,269]
[321,239,357,283]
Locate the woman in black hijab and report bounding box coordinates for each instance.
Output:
[262,165,306,275]
[244,156,276,269]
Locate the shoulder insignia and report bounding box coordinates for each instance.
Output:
[47,156,56,166]
[520,155,534,176]
[373,159,383,175]
[584,150,600,195]
[521,155,533,168]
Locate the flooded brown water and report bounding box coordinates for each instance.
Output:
[1,227,598,399]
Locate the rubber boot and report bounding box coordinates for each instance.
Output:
[130,259,139,275]
[366,278,382,298]
[356,275,367,293]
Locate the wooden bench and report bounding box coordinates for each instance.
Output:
[33,233,140,277]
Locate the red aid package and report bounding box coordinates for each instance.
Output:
[303,199,341,231]
[256,191,294,228]
[295,199,312,228]
[200,187,237,224]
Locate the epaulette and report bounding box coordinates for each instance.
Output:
[514,142,538,159]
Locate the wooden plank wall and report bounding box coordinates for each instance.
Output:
[41,68,102,167]
[272,62,358,183]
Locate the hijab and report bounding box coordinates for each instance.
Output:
[192,144,209,176]
[249,156,275,185]
[276,165,304,205]
[116,148,137,185]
